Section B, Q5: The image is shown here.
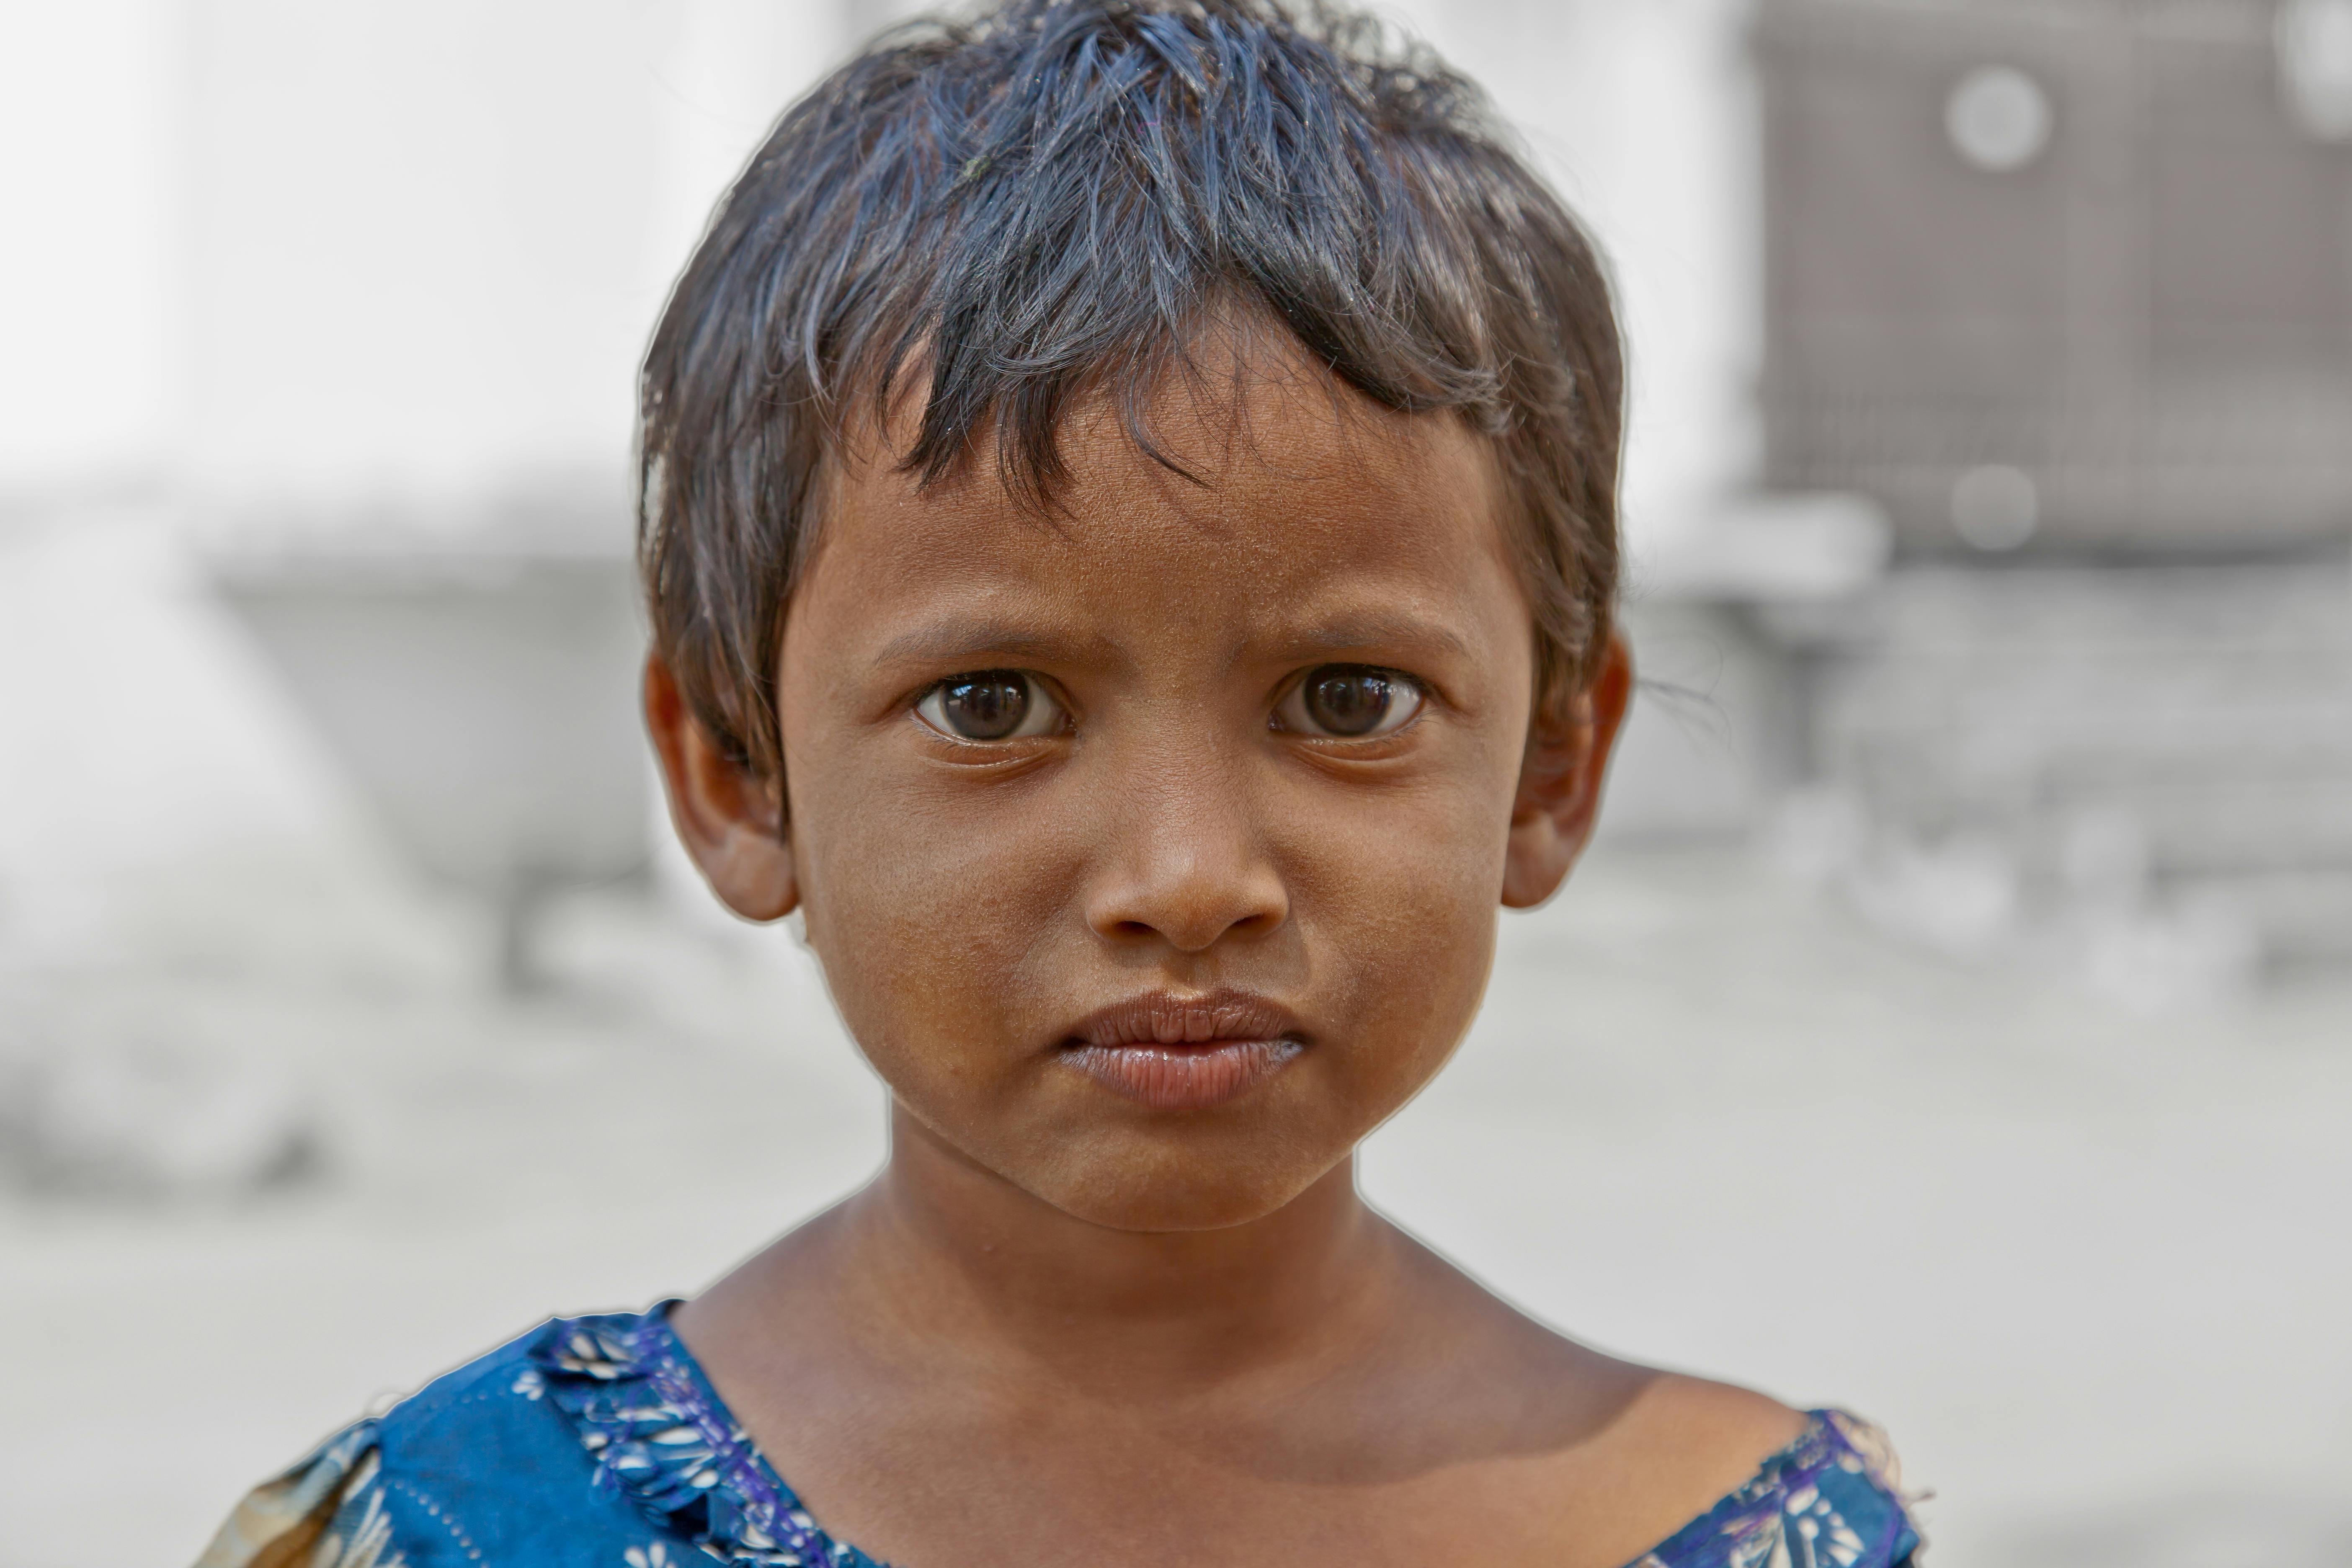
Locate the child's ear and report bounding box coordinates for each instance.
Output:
[1500,631,1633,910]
[644,655,799,922]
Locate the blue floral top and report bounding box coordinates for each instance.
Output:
[196,1305,1923,1568]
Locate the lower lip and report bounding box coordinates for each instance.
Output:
[1060,1039,1304,1110]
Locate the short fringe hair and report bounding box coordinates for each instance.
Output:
[640,0,1623,781]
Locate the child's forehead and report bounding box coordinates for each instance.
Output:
[799,369,1518,669]
[832,325,1505,559]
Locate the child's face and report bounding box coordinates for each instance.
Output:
[655,337,1626,1231]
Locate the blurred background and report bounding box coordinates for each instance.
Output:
[3,0,2349,1562]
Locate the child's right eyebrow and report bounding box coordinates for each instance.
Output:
[872,619,1114,672]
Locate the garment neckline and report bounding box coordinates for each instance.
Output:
[535,1302,880,1567]
[537,1304,1866,1568]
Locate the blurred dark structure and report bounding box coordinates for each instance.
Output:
[1753,0,2352,977]
[1759,0,2352,553]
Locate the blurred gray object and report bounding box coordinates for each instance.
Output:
[2278,0,2352,140]
[214,516,649,987]
[1738,0,2352,984]
[1779,557,2352,976]
[0,1040,320,1201]
[1758,0,2352,552]
[1606,492,1893,841]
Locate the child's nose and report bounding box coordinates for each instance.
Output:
[1081,755,1289,953]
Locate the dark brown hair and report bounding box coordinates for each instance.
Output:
[640,0,1623,780]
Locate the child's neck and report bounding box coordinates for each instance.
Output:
[824,1104,1408,1395]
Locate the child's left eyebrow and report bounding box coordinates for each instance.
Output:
[1274,611,1474,663]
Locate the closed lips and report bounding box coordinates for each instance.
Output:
[1058,991,1306,1109]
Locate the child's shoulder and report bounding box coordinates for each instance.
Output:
[1445,1270,1919,1566]
[1481,1331,1921,1568]
[1601,1370,1817,1503]
[1600,1375,1924,1568]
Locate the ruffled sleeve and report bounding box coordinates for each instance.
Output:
[188,1308,802,1568]
[1628,1409,1926,1568]
[193,1420,407,1568]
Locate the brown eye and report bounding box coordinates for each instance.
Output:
[915,671,1063,741]
[1275,665,1424,739]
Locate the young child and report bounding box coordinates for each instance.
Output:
[201,2,1922,1564]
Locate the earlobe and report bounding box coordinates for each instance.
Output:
[643,656,800,922]
[1499,632,1633,910]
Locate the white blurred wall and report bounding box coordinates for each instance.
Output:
[181,0,842,511]
[1387,0,1763,553]
[1,0,846,509]
[0,0,848,919]
[0,3,176,491]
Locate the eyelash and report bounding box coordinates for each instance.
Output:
[1271,665,1427,740]
[907,665,1430,745]
[913,671,1068,743]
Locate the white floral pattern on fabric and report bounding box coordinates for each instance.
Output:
[536,1316,880,1568]
[323,1456,411,1568]
[1629,1409,1923,1568]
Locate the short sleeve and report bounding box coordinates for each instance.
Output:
[1628,1409,1925,1568]
[193,1420,396,1568]
[189,1314,686,1568]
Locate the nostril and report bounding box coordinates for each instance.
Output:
[1100,903,1287,950]
[1083,841,1292,949]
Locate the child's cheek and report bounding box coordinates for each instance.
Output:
[1271,774,1510,1089]
[794,771,1086,1076]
